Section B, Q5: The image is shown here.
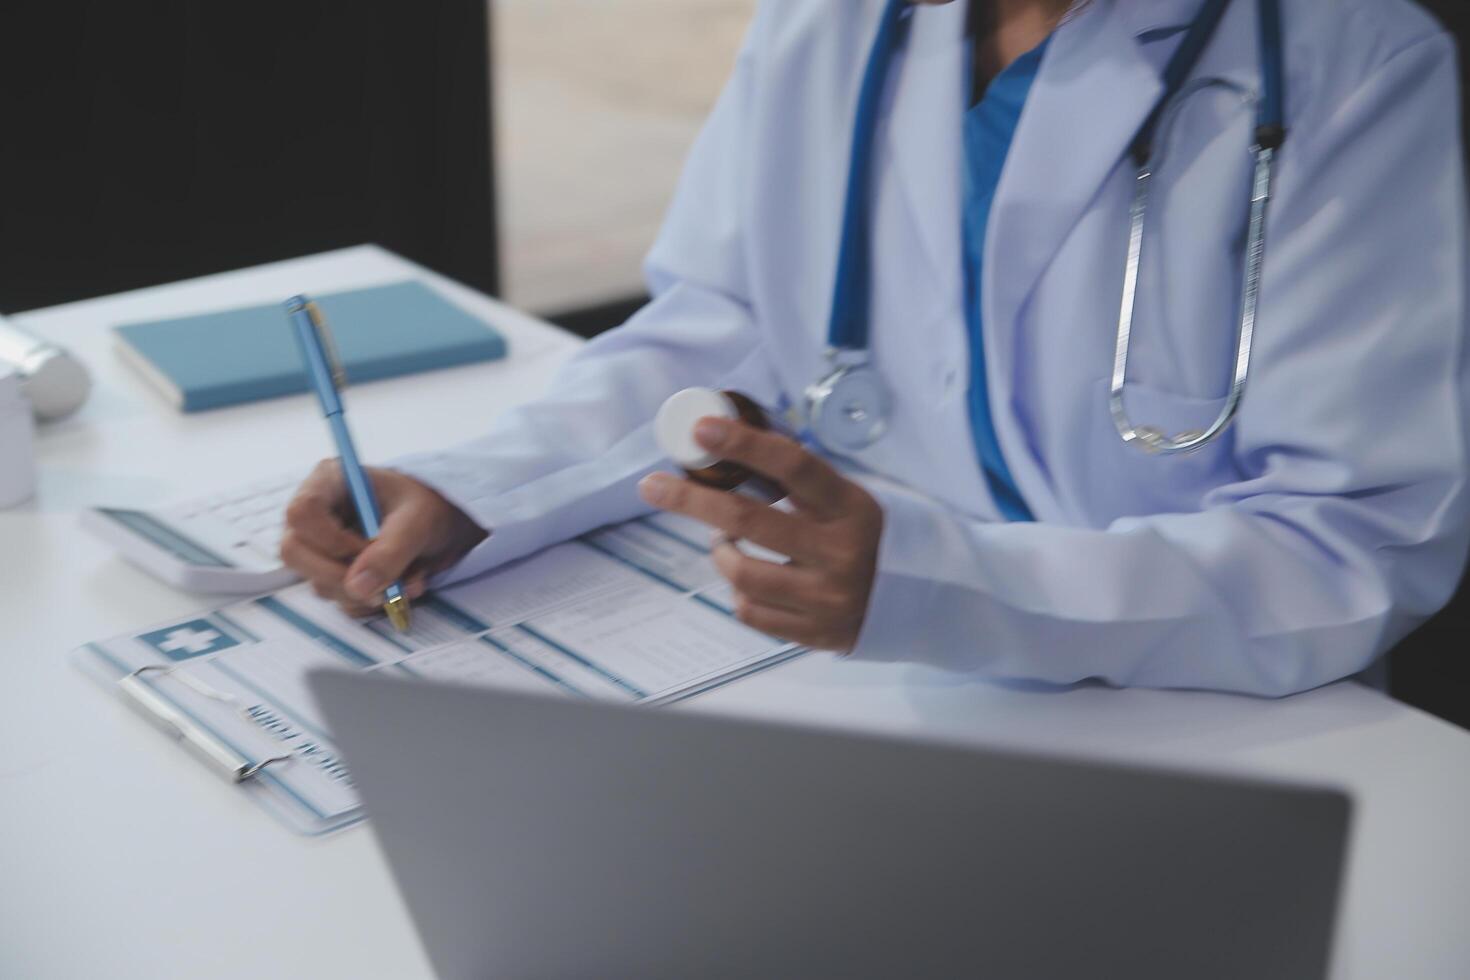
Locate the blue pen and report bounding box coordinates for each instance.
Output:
[284,294,412,632]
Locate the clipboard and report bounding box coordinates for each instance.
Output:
[73,637,367,836]
[72,512,809,836]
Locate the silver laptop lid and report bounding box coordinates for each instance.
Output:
[310,669,1350,980]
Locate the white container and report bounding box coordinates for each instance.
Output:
[654,387,794,502]
[0,364,37,508]
[0,317,92,421]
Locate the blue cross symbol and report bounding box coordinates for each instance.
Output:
[138,620,240,661]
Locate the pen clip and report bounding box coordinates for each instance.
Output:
[305,301,348,391]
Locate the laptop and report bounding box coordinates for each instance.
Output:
[310,670,1351,980]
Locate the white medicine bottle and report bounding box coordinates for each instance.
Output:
[655,387,794,499]
[0,364,37,508]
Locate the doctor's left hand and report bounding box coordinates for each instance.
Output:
[638,418,883,653]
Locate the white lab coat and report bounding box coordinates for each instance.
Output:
[397,0,1470,696]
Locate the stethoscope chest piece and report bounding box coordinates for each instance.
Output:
[805,358,891,453]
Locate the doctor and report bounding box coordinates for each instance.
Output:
[282,0,1468,696]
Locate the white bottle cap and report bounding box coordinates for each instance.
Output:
[655,387,739,470]
[0,320,91,420]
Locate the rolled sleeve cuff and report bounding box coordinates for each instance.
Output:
[390,441,663,588]
[389,453,520,586]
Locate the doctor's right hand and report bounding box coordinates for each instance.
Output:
[280,460,489,617]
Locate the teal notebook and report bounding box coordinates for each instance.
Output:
[114,281,507,412]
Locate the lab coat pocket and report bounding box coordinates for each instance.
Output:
[1087,378,1239,518]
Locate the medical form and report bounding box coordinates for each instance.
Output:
[75,511,806,834]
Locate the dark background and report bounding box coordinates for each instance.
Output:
[0,1,500,311]
[0,0,1467,725]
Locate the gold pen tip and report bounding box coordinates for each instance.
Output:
[384,595,412,633]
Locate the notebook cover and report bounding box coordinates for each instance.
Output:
[114,281,507,412]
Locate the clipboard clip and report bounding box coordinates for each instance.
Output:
[119,665,293,784]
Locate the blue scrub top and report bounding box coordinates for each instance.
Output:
[962,39,1050,522]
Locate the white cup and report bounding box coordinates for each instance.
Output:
[0,364,37,508]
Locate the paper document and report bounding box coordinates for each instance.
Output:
[78,512,804,833]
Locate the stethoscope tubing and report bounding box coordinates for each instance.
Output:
[1111,143,1275,454]
[1111,0,1285,454]
[811,0,1287,458]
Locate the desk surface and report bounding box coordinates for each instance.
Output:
[3,247,1467,979]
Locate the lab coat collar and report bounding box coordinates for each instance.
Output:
[880,0,1194,301]
[982,0,1165,342]
[980,0,1166,511]
[881,0,970,307]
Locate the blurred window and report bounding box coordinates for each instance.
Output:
[494,0,756,314]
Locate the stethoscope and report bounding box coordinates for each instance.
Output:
[803,0,1288,457]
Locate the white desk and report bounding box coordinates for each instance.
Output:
[3,246,1467,979]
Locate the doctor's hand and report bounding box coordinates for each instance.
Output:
[638,418,883,653]
[280,461,488,617]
